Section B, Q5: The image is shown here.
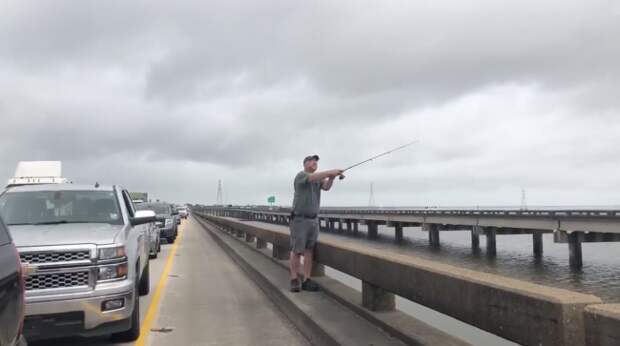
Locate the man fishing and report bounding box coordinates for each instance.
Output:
[289,155,343,292]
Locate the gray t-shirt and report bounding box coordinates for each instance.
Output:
[292,171,321,216]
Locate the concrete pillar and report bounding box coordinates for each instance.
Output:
[367,222,378,240]
[394,223,403,243]
[338,220,343,233]
[353,222,359,236]
[471,227,480,251]
[362,281,395,312]
[272,244,289,260]
[428,224,440,247]
[568,232,583,268]
[236,229,244,238]
[486,228,497,256]
[256,238,267,249]
[533,232,543,257]
[345,220,352,234]
[245,233,255,243]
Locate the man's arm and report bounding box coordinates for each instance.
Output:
[307,169,343,183]
[321,176,335,191]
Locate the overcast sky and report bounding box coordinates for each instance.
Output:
[1,1,619,207]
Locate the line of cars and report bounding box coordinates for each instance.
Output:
[0,161,185,344]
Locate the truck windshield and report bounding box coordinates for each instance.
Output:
[137,203,171,215]
[0,190,123,226]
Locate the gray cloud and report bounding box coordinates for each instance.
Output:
[0,1,619,206]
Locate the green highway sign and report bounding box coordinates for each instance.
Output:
[267,196,276,204]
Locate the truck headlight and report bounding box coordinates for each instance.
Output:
[98,263,128,281]
[165,218,172,226]
[98,246,126,260]
[155,221,164,227]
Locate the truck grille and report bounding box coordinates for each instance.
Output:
[20,250,90,264]
[26,271,90,291]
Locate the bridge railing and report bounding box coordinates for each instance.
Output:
[194,210,611,346]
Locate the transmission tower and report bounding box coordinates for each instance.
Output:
[368,182,376,207]
[520,188,527,211]
[216,179,224,206]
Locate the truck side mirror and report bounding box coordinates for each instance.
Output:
[131,210,157,226]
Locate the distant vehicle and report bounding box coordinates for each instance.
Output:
[0,215,26,346]
[177,207,189,219]
[136,203,162,259]
[129,192,148,204]
[6,161,69,188]
[139,202,178,244]
[0,184,155,342]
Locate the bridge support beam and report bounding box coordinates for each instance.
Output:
[568,232,583,268]
[367,222,378,240]
[394,223,403,243]
[256,238,267,249]
[272,244,289,260]
[533,231,543,257]
[362,281,395,312]
[486,228,497,256]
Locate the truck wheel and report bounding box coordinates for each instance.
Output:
[139,261,150,296]
[111,280,140,341]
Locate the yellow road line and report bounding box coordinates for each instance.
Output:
[134,223,185,346]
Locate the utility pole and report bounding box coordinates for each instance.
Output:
[368,182,376,207]
[216,179,224,206]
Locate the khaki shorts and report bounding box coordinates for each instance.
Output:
[289,217,319,253]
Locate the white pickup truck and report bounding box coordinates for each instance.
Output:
[0,183,158,342]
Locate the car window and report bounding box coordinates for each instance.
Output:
[0,190,123,226]
[0,217,10,245]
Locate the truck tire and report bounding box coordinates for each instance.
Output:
[111,279,140,341]
[139,261,150,296]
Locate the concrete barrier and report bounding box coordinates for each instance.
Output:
[584,304,620,346]
[200,214,603,346]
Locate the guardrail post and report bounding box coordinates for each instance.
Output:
[256,238,267,249]
[367,221,378,240]
[272,244,290,260]
[486,227,497,256]
[362,281,395,312]
[533,231,543,257]
[568,232,583,268]
[394,223,403,243]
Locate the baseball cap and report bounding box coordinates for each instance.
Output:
[303,155,320,164]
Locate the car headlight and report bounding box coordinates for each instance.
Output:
[98,263,128,281]
[165,218,172,226]
[98,245,127,260]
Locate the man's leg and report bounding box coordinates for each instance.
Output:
[290,252,301,279]
[302,249,313,280]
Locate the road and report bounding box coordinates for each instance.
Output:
[31,218,308,346]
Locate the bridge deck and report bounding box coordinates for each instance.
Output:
[147,218,309,346]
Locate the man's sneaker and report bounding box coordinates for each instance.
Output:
[290,278,301,292]
[301,278,320,292]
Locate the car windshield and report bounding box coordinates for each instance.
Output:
[0,190,123,225]
[138,203,171,215]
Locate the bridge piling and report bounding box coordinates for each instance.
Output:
[486,228,497,256]
[533,232,543,257]
[353,221,359,236]
[256,238,267,249]
[426,224,440,247]
[245,233,255,243]
[367,222,378,240]
[394,223,403,243]
[471,226,481,252]
[568,232,583,268]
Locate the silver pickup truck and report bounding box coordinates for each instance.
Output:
[0,183,157,342]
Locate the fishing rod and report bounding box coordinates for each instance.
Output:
[339,140,419,180]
